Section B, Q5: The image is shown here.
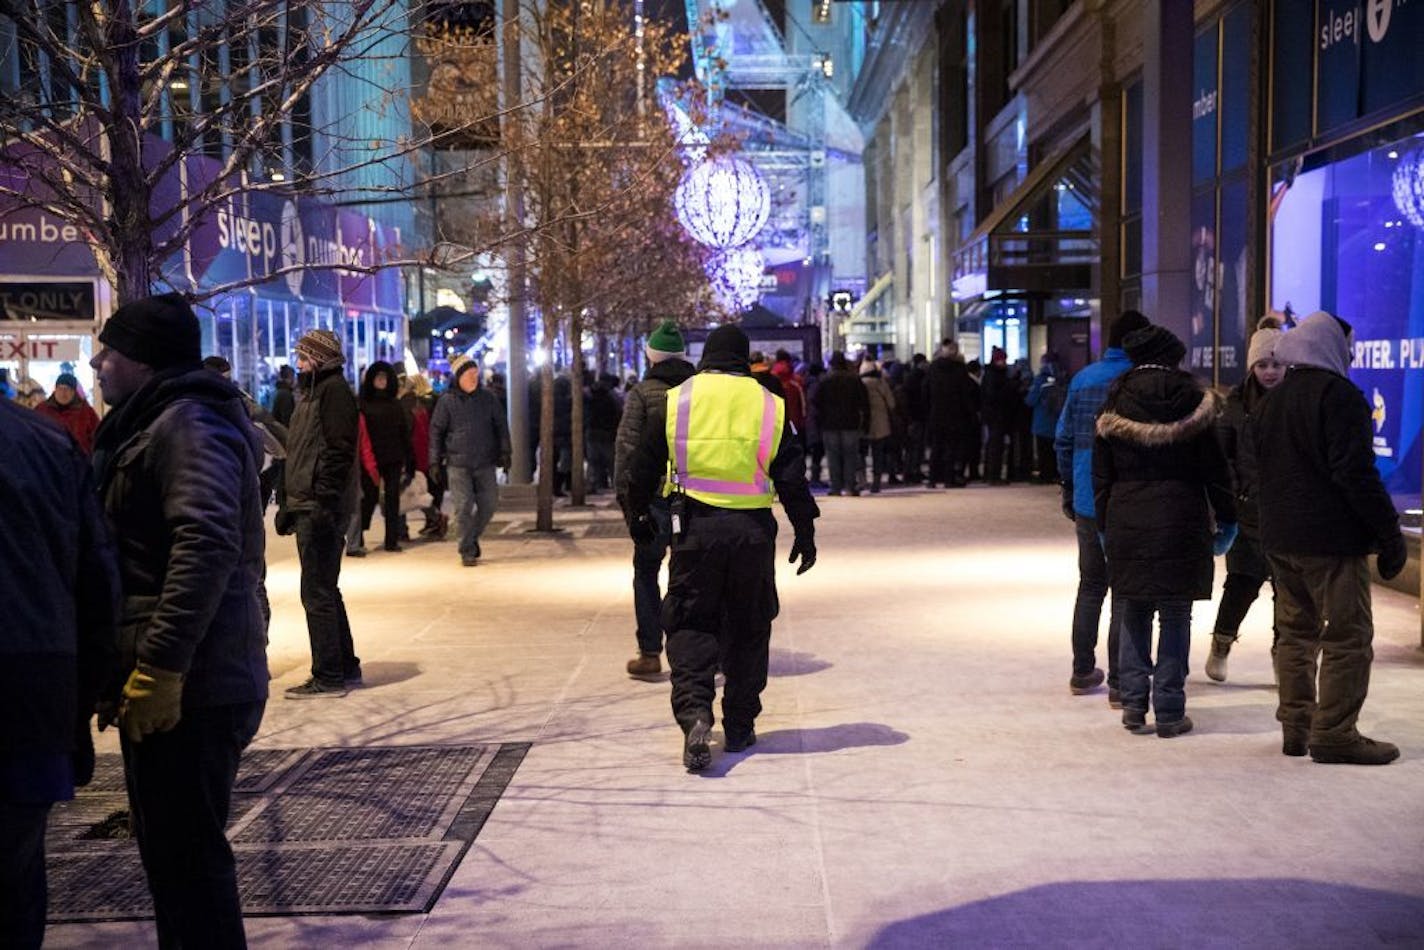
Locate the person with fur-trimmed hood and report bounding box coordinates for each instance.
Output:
[1093,324,1237,739]
[1254,311,1406,765]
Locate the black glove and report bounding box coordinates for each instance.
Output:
[427,465,444,491]
[1377,534,1408,581]
[95,699,118,733]
[628,514,655,545]
[1060,486,1076,522]
[274,510,297,536]
[789,533,816,575]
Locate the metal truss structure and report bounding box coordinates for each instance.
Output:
[684,0,830,265]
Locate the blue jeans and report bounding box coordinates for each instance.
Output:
[823,429,862,493]
[449,465,499,559]
[632,499,673,655]
[1118,598,1192,723]
[1072,516,1120,687]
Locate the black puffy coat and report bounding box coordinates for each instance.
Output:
[979,363,1019,427]
[925,356,977,435]
[1217,377,1267,536]
[430,384,511,470]
[359,362,411,471]
[284,365,359,517]
[1255,367,1402,557]
[1092,367,1236,601]
[812,366,869,432]
[614,357,695,502]
[271,379,296,426]
[92,367,269,709]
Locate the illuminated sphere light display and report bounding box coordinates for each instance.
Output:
[674,157,771,249]
[707,245,765,312]
[1393,146,1424,229]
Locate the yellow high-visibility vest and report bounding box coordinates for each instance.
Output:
[663,372,785,509]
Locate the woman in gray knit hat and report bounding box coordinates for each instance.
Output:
[1203,314,1284,683]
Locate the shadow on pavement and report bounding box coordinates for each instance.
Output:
[355,661,422,688]
[767,648,833,677]
[702,722,909,777]
[865,879,1424,948]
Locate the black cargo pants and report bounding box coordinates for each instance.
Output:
[662,504,780,737]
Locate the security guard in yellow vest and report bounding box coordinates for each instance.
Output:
[626,325,819,771]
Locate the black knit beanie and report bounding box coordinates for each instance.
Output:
[1123,325,1187,367]
[701,325,750,363]
[98,292,202,370]
[1107,310,1151,349]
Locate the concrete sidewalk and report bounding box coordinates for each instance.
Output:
[49,485,1424,948]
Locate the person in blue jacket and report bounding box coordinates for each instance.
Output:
[1053,310,1149,704]
[1025,351,1065,483]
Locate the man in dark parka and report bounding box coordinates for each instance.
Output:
[1255,311,1407,764]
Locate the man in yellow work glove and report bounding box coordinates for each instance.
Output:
[91,293,269,948]
[119,663,184,743]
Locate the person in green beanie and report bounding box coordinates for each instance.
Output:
[614,320,696,678]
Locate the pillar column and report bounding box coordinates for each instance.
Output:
[1139,0,1194,343]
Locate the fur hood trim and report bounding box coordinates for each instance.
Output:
[1096,387,1219,446]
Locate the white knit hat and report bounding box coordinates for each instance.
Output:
[1246,313,1285,369]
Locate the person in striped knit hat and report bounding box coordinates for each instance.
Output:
[276,328,362,698]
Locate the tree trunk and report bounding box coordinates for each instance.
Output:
[535,311,557,531]
[105,0,156,306]
[569,308,587,506]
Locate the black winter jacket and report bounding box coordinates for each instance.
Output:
[812,367,869,432]
[284,365,359,517]
[1255,367,1402,557]
[1092,367,1236,601]
[925,356,977,434]
[979,363,1019,427]
[271,380,296,426]
[586,382,623,438]
[430,385,511,471]
[359,362,412,471]
[1217,377,1268,535]
[92,367,269,709]
[613,357,695,503]
[0,400,119,799]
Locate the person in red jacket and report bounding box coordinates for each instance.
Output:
[33,372,100,455]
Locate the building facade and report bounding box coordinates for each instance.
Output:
[0,1,420,402]
[841,0,1421,527]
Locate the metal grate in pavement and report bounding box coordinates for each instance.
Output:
[46,743,529,921]
[230,746,486,843]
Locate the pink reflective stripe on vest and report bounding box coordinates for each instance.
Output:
[754,387,775,481]
[673,379,776,496]
[674,382,694,483]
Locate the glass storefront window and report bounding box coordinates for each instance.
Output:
[1270,132,1424,519]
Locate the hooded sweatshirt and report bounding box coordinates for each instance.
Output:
[1254,312,1402,556]
[1273,310,1353,376]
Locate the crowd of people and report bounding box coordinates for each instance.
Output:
[0,294,1414,946]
